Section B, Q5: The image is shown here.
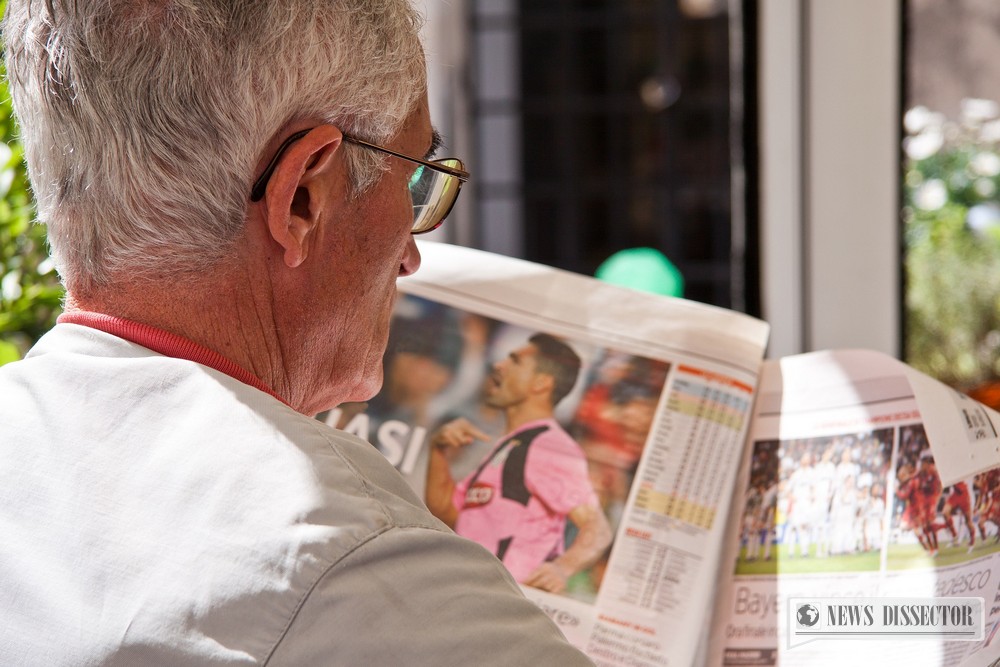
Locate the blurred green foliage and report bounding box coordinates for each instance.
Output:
[0,34,65,365]
[904,103,1000,390]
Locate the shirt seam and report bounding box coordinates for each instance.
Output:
[261,418,401,663]
[260,521,445,664]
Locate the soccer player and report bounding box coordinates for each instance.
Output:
[936,481,976,552]
[425,333,613,593]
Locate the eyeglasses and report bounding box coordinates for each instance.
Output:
[250,127,470,235]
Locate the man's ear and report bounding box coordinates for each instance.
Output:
[530,372,556,398]
[260,126,345,268]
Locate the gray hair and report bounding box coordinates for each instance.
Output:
[3,0,426,291]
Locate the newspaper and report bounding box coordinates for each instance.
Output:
[709,350,1000,667]
[322,242,1000,666]
[323,241,768,667]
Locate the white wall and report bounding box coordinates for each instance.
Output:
[760,0,901,359]
[419,0,476,248]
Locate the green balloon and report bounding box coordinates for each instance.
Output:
[595,247,684,298]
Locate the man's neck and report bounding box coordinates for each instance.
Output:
[503,402,554,434]
[65,260,298,408]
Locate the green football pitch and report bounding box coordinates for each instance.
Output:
[735,538,1000,575]
[736,544,881,575]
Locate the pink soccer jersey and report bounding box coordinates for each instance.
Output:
[453,418,599,582]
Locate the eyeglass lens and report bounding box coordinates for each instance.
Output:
[409,158,465,234]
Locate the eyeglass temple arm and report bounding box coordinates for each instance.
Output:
[342,134,470,181]
[251,127,471,202]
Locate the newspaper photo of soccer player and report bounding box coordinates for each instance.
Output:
[887,423,1000,568]
[322,294,671,603]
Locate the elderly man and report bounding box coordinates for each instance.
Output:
[0,1,593,665]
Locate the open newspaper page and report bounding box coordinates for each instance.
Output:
[709,349,1000,667]
[322,242,769,666]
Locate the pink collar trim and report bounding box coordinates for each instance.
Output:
[58,311,289,406]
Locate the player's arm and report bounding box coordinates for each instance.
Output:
[896,466,915,499]
[523,504,612,594]
[424,418,489,529]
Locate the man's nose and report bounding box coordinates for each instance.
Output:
[398,235,421,276]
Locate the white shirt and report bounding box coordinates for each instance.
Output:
[0,321,592,666]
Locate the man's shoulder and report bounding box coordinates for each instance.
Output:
[0,325,464,663]
[517,417,581,453]
[282,411,439,526]
[268,523,594,666]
